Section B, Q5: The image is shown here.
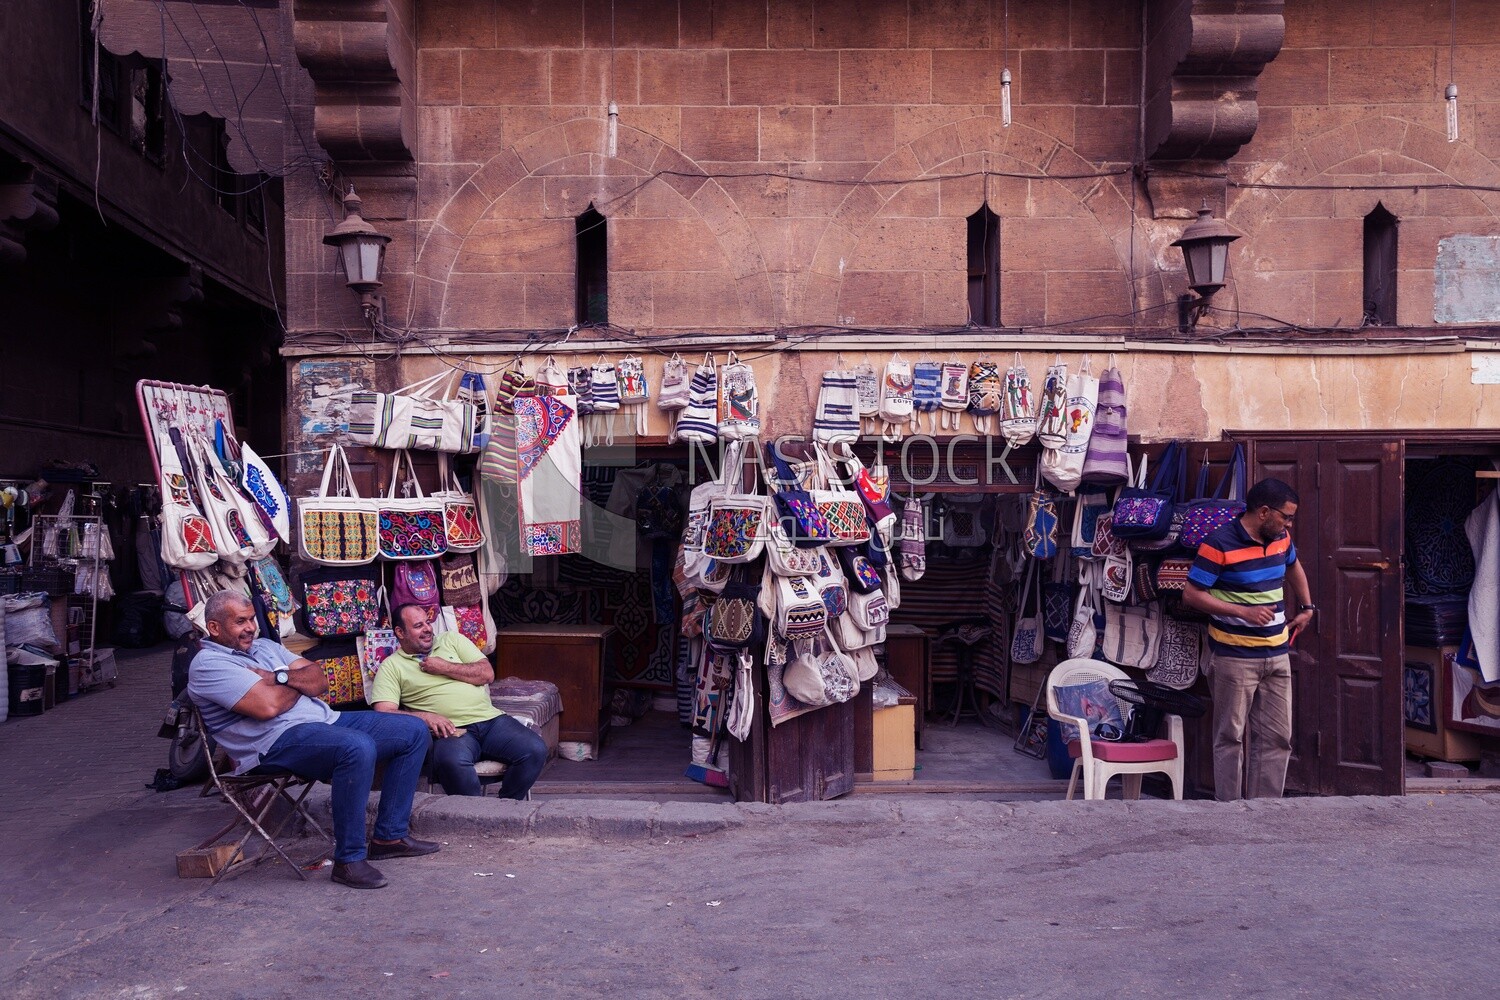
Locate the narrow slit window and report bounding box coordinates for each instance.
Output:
[576,205,608,326]
[1363,203,1397,326]
[967,205,1000,326]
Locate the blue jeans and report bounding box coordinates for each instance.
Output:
[254,712,429,863]
[431,714,548,798]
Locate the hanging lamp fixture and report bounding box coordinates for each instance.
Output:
[1446,0,1460,142]
[1000,0,1012,127]
[606,0,619,156]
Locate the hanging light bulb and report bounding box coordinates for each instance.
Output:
[1446,83,1459,143]
[1001,68,1012,128]
[607,101,619,157]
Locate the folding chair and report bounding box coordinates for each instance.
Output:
[186,702,332,884]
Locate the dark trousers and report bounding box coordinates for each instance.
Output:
[430,715,548,798]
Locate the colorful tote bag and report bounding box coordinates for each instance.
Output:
[813,370,860,445]
[704,442,769,565]
[616,354,650,436]
[911,361,943,433]
[1040,360,1098,494]
[298,445,379,567]
[239,442,293,544]
[878,357,914,439]
[515,392,583,555]
[717,351,761,441]
[1178,444,1248,550]
[657,352,692,439]
[813,445,871,547]
[477,365,534,486]
[300,564,384,638]
[1081,360,1129,486]
[674,353,721,444]
[378,451,448,561]
[938,361,969,431]
[1010,562,1045,665]
[767,445,833,549]
[349,370,480,454]
[1036,359,1068,450]
[853,362,881,436]
[1000,354,1037,448]
[434,455,484,553]
[391,559,441,616]
[438,551,483,605]
[357,628,399,701]
[157,422,218,571]
[966,360,1004,435]
[1112,443,1183,540]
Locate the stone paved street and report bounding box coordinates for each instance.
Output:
[5,646,1500,998]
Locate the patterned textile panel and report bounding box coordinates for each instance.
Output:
[889,555,1006,698]
[305,639,363,707]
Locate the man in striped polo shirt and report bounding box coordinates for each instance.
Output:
[1183,478,1315,801]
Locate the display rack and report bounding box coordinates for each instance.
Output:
[28,514,105,689]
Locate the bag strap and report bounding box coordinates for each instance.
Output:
[1229,443,1247,502]
[319,445,342,499]
[391,371,452,399]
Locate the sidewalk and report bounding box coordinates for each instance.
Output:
[0,644,226,978]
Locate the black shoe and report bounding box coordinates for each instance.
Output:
[331,860,387,889]
[367,836,442,860]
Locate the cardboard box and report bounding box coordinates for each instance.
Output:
[1405,645,1483,762]
[872,704,916,781]
[176,844,238,879]
[80,648,118,689]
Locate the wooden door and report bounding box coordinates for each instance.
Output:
[1245,437,1405,796]
[728,671,856,803]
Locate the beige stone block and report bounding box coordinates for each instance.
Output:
[909,0,992,49]
[1047,271,1130,325]
[1017,50,1104,106]
[680,0,769,48]
[639,51,729,107]
[881,182,941,218]
[609,271,654,327]
[523,273,575,327]
[815,107,896,163]
[583,0,678,47]
[622,107,680,148]
[414,224,463,283]
[729,51,840,107]
[440,272,525,330]
[651,145,711,200]
[789,163,875,218]
[461,50,550,106]
[1072,0,1138,49]
[612,217,728,273]
[496,1,585,47]
[1000,271,1046,326]
[840,50,932,105]
[1313,270,1363,327]
[1330,48,1435,105]
[800,271,843,324]
[748,218,826,273]
[1257,49,1330,108]
[1104,49,1141,107]
[549,50,639,108]
[838,270,924,326]
[813,0,908,49]
[433,181,493,238]
[1398,268,1435,328]
[1237,269,1316,326]
[936,173,986,218]
[932,48,1004,107]
[768,0,815,48]
[895,105,986,147]
[711,173,792,220]
[1401,121,1459,173]
[419,49,462,105]
[682,107,760,161]
[908,122,964,171]
[652,272,743,328]
[511,124,573,174]
[1247,217,1361,273]
[1074,106,1136,162]
[407,276,446,330]
[1284,0,1369,48]
[761,106,817,161]
[810,223,860,277]
[848,218,964,273]
[1006,217,1119,271]
[830,183,887,232]
[419,0,496,47]
[530,151,595,179]
[923,270,969,326]
[453,218,574,274]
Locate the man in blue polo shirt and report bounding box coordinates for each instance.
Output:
[1183,478,1316,801]
[187,590,439,889]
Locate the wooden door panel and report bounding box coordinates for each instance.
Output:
[1319,439,1404,795]
[1247,439,1322,794]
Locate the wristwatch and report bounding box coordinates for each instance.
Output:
[1299,605,1318,615]
[274,668,290,686]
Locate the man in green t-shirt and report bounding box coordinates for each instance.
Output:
[371,604,548,798]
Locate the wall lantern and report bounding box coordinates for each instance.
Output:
[323,186,391,327]
[1171,204,1241,331]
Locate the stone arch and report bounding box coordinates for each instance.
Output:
[804,116,1138,329]
[410,120,773,332]
[1226,115,1500,327]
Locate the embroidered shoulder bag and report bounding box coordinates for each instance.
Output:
[767,444,833,550]
[298,445,378,567]
[1112,442,1184,540]
[911,361,943,434]
[433,455,484,554]
[378,451,449,561]
[703,441,769,565]
[1178,444,1248,550]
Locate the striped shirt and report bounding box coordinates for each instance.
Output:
[1186,518,1298,658]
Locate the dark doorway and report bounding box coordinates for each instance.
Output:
[576,204,608,325]
[966,205,1000,327]
[1363,203,1398,326]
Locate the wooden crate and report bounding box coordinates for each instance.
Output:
[872,704,916,781]
[176,844,238,879]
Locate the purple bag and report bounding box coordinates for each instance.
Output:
[1178,445,1247,550]
[1112,442,1184,540]
[391,559,441,618]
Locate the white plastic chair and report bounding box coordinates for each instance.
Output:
[1045,658,1184,801]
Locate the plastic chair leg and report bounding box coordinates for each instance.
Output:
[1066,761,1080,800]
[1122,773,1143,800]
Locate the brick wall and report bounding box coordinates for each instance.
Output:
[279,0,1500,339]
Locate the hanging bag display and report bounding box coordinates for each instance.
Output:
[1081,358,1129,486]
[1111,443,1182,540]
[349,370,480,454]
[391,558,442,616]
[157,416,218,571]
[239,442,293,545]
[842,447,896,536]
[478,363,534,485]
[717,351,761,441]
[898,494,927,582]
[910,361,943,434]
[656,352,691,434]
[705,566,766,653]
[759,460,825,576]
[299,564,384,639]
[1035,359,1068,450]
[188,433,271,565]
[938,361,970,432]
[1040,358,1098,494]
[298,444,379,567]
[813,549,849,620]
[1178,444,1248,550]
[438,551,482,606]
[1102,599,1163,670]
[1067,563,1100,658]
[703,441,769,565]
[1148,617,1206,690]
[966,360,1004,436]
[615,355,650,437]
[846,588,891,639]
[534,355,569,395]
[433,455,484,554]
[782,626,860,708]
[1154,556,1194,592]
[1000,353,1037,447]
[853,361,881,436]
[812,445,872,548]
[1071,486,1112,557]
[378,451,449,561]
[1023,468,1059,560]
[837,546,883,595]
[587,360,621,446]
[813,370,860,445]
[1043,557,1073,644]
[767,445,833,550]
[674,353,721,445]
[877,356,914,440]
[1010,561,1045,665]
[772,572,828,641]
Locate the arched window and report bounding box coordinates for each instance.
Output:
[1363,203,1397,326]
[967,205,1000,326]
[576,204,608,325]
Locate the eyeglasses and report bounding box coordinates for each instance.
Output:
[1267,507,1296,523]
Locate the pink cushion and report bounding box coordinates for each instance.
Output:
[1067,738,1178,763]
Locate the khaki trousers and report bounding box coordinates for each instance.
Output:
[1208,652,1293,801]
